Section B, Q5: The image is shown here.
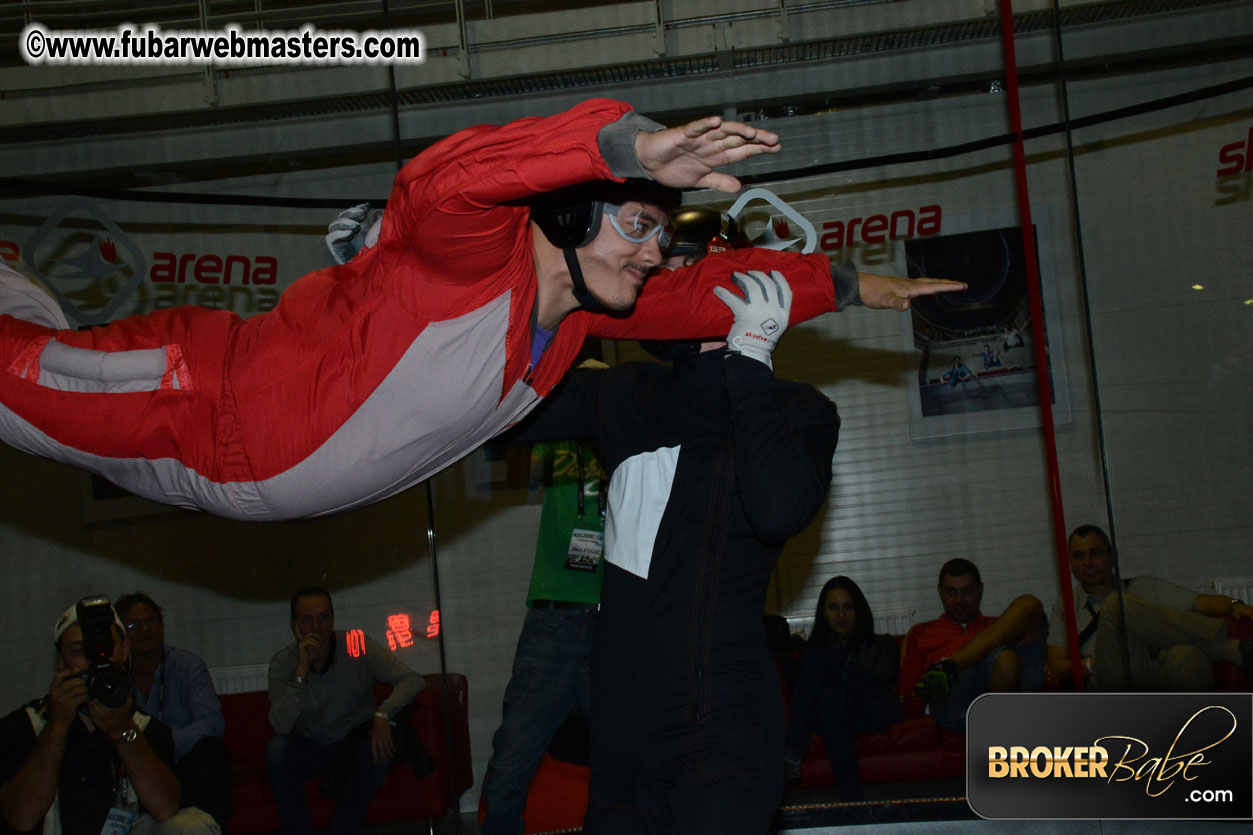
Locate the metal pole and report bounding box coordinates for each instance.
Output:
[996,0,1081,688]
[425,482,459,819]
[455,0,471,78]
[1047,0,1134,691]
[381,0,457,820]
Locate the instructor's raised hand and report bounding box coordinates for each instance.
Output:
[635,116,780,193]
[857,274,968,312]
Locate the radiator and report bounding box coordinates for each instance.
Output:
[874,608,914,637]
[785,608,913,640]
[1211,578,1253,603]
[784,615,811,640]
[209,663,268,695]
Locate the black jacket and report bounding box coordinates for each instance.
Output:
[518,349,839,731]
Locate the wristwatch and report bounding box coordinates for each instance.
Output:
[113,727,139,745]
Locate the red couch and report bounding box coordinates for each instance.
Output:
[221,673,472,833]
[1216,617,1253,689]
[796,714,964,788]
[507,754,591,835]
[790,641,964,789]
[796,617,1253,788]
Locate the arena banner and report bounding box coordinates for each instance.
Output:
[967,693,1253,820]
[1,196,335,326]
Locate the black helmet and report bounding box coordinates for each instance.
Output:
[531,180,680,313]
[640,206,748,362]
[639,339,704,362]
[664,207,747,262]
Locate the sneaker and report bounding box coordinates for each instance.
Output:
[915,658,959,705]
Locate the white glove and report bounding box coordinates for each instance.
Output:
[713,270,792,369]
[326,203,382,265]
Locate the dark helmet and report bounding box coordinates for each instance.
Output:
[530,180,680,313]
[664,207,747,262]
[531,180,682,249]
[640,206,748,363]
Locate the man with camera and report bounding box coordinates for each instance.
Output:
[0,597,219,834]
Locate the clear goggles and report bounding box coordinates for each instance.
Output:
[603,203,674,250]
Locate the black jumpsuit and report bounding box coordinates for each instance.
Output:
[519,348,839,833]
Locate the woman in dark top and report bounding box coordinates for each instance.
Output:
[784,576,903,800]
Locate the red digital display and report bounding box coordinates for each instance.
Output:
[426,609,441,639]
[386,613,414,651]
[345,628,366,658]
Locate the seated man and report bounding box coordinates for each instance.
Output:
[0,597,218,834]
[266,587,425,835]
[899,559,1046,732]
[1046,524,1253,690]
[115,593,232,829]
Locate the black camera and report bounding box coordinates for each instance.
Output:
[76,596,130,709]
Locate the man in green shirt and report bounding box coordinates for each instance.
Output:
[481,431,606,834]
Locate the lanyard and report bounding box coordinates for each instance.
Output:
[155,648,165,721]
[574,443,606,522]
[111,752,130,808]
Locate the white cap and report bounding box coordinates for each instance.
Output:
[54,598,126,646]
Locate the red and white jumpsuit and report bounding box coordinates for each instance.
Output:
[0,99,838,520]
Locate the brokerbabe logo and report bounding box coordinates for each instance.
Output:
[967,693,1252,820]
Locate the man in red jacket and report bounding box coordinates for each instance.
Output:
[899,558,1046,732]
[0,99,961,521]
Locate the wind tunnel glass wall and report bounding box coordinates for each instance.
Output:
[2,0,1252,823]
[1055,100,1252,596]
[738,64,1251,815]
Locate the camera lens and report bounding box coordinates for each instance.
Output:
[89,668,130,709]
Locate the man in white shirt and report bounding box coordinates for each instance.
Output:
[1046,524,1253,690]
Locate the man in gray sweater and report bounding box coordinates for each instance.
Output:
[266,587,425,835]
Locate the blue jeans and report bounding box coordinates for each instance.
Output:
[931,624,1047,732]
[264,729,394,835]
[480,606,596,835]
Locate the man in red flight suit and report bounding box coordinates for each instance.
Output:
[0,98,962,521]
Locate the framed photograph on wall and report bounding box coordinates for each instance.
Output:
[896,205,1071,440]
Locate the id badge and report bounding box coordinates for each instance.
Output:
[100,807,136,835]
[565,527,603,572]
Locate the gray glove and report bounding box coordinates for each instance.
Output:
[326,203,383,265]
[713,270,792,369]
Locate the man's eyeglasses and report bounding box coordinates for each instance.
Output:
[125,617,161,631]
[603,203,673,250]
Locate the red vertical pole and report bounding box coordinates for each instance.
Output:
[997,0,1084,691]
